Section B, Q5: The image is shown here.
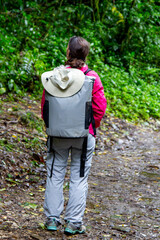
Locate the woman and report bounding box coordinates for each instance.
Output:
[41,36,107,235]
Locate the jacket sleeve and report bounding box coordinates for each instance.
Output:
[91,72,107,128]
[41,89,45,119]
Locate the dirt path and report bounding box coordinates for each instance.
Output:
[0,96,160,239]
[88,127,160,240]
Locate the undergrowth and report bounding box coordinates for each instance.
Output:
[0,1,159,121]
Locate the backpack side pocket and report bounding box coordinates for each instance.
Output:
[85,101,92,129]
[43,100,49,128]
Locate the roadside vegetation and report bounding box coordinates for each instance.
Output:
[0,0,160,122]
[0,2,160,239]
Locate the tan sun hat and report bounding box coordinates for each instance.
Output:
[41,66,85,97]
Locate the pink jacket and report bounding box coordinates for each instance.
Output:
[41,65,107,136]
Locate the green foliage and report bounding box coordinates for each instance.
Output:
[101,65,160,121]
[0,138,17,152]
[0,0,159,121]
[18,111,44,133]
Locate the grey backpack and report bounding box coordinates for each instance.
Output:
[43,68,96,177]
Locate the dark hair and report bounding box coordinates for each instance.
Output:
[65,36,90,68]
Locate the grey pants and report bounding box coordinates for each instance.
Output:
[44,134,95,224]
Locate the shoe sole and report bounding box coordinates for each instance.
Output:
[46,226,57,231]
[64,227,85,235]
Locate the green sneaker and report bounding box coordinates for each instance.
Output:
[45,218,60,231]
[64,221,86,235]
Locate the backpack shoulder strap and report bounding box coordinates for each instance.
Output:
[80,136,88,177]
[80,67,96,178]
[84,68,96,136]
[84,68,92,75]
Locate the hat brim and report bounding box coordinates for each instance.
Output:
[41,68,85,97]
